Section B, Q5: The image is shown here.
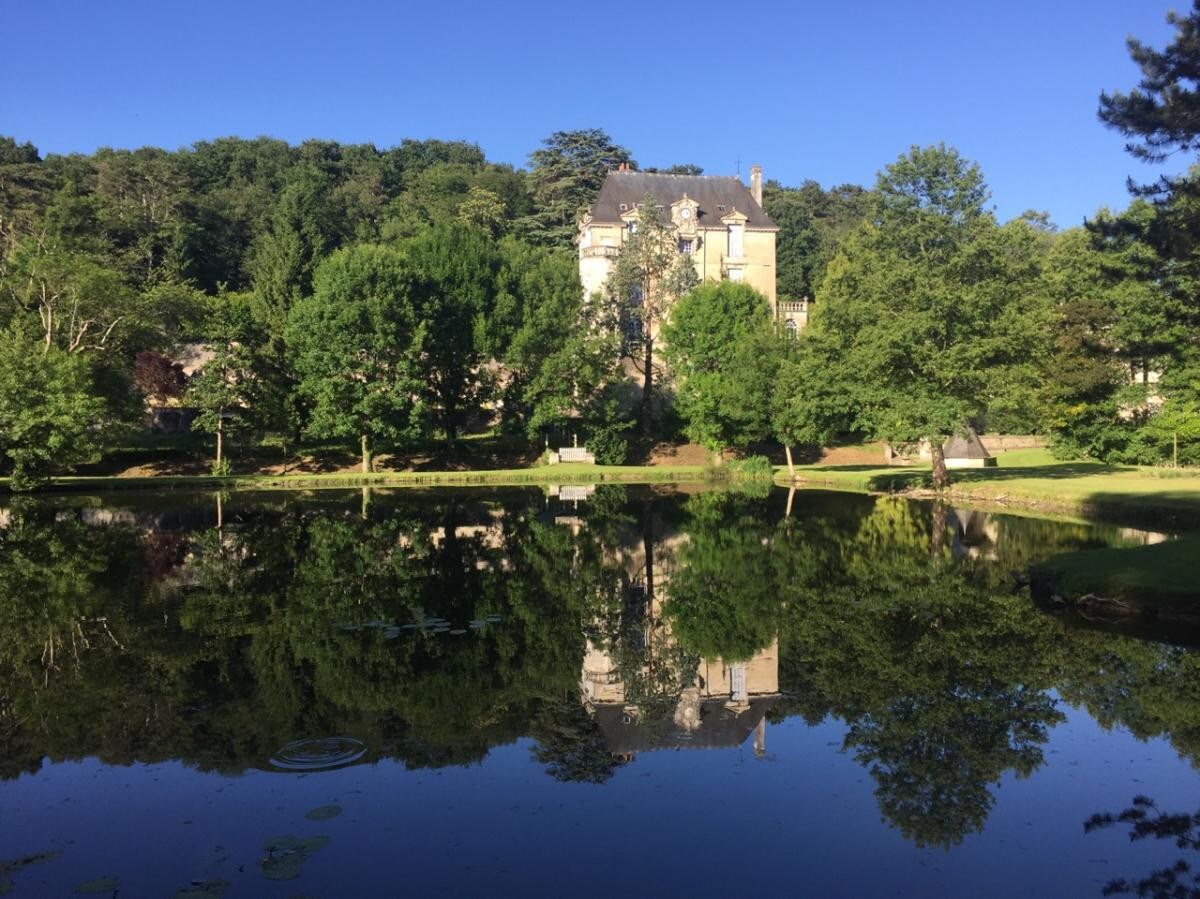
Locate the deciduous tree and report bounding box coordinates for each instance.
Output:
[284,244,422,471]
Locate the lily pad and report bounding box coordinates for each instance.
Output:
[261,835,329,881]
[74,877,119,894]
[304,804,342,821]
[0,851,59,895]
[174,879,231,898]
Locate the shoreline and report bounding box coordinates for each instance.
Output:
[4,460,1199,529]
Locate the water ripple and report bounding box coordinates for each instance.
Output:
[269,736,367,772]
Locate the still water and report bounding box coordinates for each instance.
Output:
[0,485,1197,897]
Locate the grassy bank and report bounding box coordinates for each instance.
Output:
[9,463,714,494]
[782,448,1200,527]
[1030,536,1200,609]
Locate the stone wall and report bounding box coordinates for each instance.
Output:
[978,434,1048,452]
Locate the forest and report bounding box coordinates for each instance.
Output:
[0,5,1197,488]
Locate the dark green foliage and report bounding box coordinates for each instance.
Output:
[189,298,281,470]
[524,129,633,247]
[404,223,502,444]
[665,493,783,661]
[0,326,105,488]
[763,179,872,301]
[0,136,39,165]
[1100,3,1200,168]
[663,282,782,452]
[779,145,1048,484]
[584,418,633,465]
[284,244,423,466]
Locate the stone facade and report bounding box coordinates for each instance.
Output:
[579,165,795,327]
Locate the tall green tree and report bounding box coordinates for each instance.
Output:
[284,244,422,471]
[763,179,872,302]
[605,198,699,434]
[782,146,1042,487]
[1097,5,1200,463]
[188,300,279,473]
[0,324,105,489]
[525,129,633,247]
[663,281,781,454]
[492,239,620,441]
[404,223,502,446]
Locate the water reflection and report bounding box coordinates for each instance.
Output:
[0,486,1195,856]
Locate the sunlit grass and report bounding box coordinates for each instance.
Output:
[1031,536,1200,604]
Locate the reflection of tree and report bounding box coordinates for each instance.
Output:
[664,492,784,662]
[530,693,628,784]
[1057,637,1200,767]
[774,496,1066,847]
[2,483,1200,857]
[1085,796,1200,898]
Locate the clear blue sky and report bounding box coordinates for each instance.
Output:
[1,0,1184,226]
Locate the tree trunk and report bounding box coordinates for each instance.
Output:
[215,417,224,466]
[785,486,795,519]
[640,336,654,436]
[930,440,949,489]
[642,499,655,610]
[361,434,371,473]
[784,444,796,481]
[361,486,371,520]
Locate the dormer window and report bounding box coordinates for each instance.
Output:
[717,204,727,213]
[619,203,627,211]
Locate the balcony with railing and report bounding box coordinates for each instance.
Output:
[581,245,621,260]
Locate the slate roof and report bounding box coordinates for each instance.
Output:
[591,696,779,754]
[587,171,778,230]
[943,429,993,460]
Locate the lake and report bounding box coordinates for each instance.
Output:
[1,485,1197,897]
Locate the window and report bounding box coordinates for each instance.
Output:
[717,204,727,213]
[678,238,694,254]
[624,312,644,342]
[785,318,798,337]
[728,223,744,257]
[728,267,745,282]
[619,203,627,211]
[626,220,637,234]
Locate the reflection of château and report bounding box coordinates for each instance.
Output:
[581,515,779,757]
[582,636,779,756]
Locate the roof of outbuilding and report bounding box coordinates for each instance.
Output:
[943,429,993,460]
[587,171,778,230]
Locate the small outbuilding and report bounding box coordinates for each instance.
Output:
[942,429,998,469]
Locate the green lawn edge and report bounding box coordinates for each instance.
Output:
[775,457,1200,528]
[7,453,1200,530]
[3,463,715,494]
[1029,536,1200,607]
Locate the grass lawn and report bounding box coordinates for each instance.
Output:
[784,448,1200,526]
[1030,536,1200,606]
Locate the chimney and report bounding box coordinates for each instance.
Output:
[750,164,763,206]
[618,161,630,172]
